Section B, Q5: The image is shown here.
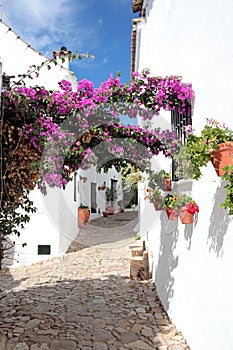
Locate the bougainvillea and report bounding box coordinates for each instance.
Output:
[0,62,194,267]
[2,69,193,193]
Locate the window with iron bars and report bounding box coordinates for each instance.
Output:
[171,103,192,181]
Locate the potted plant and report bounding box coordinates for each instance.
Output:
[98,181,106,191]
[220,165,233,215]
[105,187,117,214]
[82,176,87,183]
[175,194,199,224]
[178,119,233,180]
[121,164,145,191]
[148,170,171,191]
[164,193,179,220]
[78,203,90,228]
[176,119,233,215]
[145,188,164,210]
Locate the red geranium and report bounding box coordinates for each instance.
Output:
[186,201,199,215]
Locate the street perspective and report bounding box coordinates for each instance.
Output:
[1,1,233,350]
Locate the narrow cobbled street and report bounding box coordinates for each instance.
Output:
[0,211,190,350]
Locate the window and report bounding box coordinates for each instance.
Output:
[171,103,192,181]
[38,245,51,255]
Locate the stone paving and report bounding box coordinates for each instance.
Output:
[0,211,190,350]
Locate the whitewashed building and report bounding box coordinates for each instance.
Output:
[0,19,123,267]
[132,1,233,349]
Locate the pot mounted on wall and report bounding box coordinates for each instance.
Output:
[211,142,233,176]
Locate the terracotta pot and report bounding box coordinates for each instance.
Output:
[83,208,90,224]
[78,208,85,228]
[211,142,233,176]
[103,211,109,217]
[166,208,178,220]
[179,207,193,224]
[82,177,87,183]
[106,206,115,215]
[162,178,172,191]
[152,200,163,211]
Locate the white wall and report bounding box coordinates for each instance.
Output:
[79,166,123,218]
[0,20,77,89]
[136,1,233,349]
[1,19,123,267]
[0,20,79,267]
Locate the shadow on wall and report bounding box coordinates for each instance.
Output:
[154,180,196,310]
[207,180,231,257]
[155,211,179,311]
[184,216,196,250]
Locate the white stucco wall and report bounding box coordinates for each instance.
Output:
[0,20,77,89]
[136,1,233,349]
[79,166,123,218]
[1,19,123,267]
[0,20,77,267]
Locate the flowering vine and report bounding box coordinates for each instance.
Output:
[1,65,193,267]
[2,70,193,191]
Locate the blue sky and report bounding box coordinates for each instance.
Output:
[0,0,138,87]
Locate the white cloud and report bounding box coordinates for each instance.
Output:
[97,19,103,27]
[0,0,102,56]
[71,55,109,70]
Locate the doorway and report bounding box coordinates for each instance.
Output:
[91,182,97,213]
[111,179,118,205]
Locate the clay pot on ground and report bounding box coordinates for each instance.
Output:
[211,142,233,176]
[83,208,90,224]
[78,208,85,228]
[106,206,115,215]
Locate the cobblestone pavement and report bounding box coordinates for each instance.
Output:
[0,211,190,350]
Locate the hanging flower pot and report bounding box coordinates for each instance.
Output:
[82,176,87,183]
[152,199,164,211]
[179,207,194,224]
[211,142,233,176]
[177,197,199,224]
[162,178,172,191]
[166,208,178,220]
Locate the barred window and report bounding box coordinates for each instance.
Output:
[171,103,192,181]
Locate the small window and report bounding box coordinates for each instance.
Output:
[38,245,51,255]
[171,103,192,181]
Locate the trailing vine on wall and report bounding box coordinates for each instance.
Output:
[0,58,194,267]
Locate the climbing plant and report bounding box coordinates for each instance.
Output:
[0,60,194,267]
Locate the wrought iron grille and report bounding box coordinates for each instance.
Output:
[171,104,192,181]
